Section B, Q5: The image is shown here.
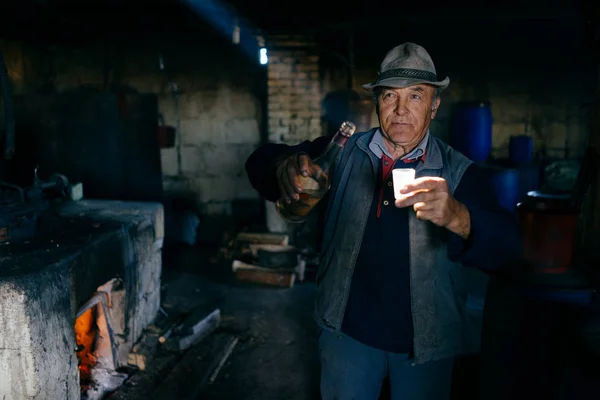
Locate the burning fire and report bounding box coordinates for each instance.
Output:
[75,286,129,399]
[75,306,98,383]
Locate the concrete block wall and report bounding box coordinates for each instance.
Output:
[266,34,323,144]
[158,86,263,216]
[485,73,589,160]
[1,35,264,217]
[4,24,592,220]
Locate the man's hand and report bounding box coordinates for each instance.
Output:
[394,177,471,239]
[275,152,319,204]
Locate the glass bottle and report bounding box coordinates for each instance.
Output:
[276,121,356,223]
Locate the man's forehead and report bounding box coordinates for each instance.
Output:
[381,85,434,93]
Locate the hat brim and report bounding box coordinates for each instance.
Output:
[362,76,450,91]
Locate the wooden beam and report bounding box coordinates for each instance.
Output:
[232,260,296,288]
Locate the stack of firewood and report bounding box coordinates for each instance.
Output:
[228,232,307,288]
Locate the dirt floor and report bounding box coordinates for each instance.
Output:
[109,242,321,400]
[108,239,486,400]
[108,237,600,400]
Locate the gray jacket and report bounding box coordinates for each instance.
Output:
[314,128,474,364]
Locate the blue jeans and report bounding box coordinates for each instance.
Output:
[318,329,454,400]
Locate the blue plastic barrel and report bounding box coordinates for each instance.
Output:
[451,101,493,162]
[509,135,534,164]
[493,167,520,212]
[480,163,520,212]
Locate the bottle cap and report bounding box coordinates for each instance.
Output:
[339,121,356,137]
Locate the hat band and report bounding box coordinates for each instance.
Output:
[377,68,438,83]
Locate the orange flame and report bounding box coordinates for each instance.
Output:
[75,306,98,382]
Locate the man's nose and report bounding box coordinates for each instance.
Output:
[394,98,409,115]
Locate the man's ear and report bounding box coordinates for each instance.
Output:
[431,97,441,119]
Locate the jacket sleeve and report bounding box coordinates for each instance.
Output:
[447,163,523,271]
[244,136,332,202]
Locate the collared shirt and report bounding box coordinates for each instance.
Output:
[367,129,428,218]
[368,128,429,161]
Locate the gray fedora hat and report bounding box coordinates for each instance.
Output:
[362,42,450,91]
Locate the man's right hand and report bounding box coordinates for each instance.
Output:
[275,152,314,204]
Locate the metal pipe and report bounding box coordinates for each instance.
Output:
[76,291,105,319]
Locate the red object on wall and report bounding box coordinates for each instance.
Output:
[157,125,176,148]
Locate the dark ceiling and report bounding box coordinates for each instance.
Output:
[0,0,598,64]
[0,0,591,36]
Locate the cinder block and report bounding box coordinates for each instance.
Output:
[224,118,260,144]
[0,266,79,400]
[185,144,238,177]
[203,201,233,216]
[131,250,162,339]
[161,147,179,177]
[191,176,236,203]
[226,92,260,119]
[180,117,225,146]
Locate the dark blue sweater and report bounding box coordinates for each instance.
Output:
[340,158,418,353]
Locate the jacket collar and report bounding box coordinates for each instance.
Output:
[356,128,444,171]
[368,128,429,161]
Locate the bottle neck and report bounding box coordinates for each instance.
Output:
[332,130,350,147]
[314,129,350,174]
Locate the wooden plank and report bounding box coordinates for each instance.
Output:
[165,308,221,352]
[176,307,220,337]
[127,331,160,371]
[248,244,296,257]
[235,232,289,245]
[125,310,183,370]
[233,259,304,283]
[256,248,298,268]
[232,260,296,288]
[235,268,296,288]
[127,352,149,371]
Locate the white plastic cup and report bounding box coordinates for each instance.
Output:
[392,168,416,200]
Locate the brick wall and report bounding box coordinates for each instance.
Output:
[266,35,323,144]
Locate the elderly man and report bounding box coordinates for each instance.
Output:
[245,42,521,400]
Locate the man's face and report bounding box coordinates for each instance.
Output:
[378,85,440,149]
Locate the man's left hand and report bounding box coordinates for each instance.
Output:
[394,176,471,239]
